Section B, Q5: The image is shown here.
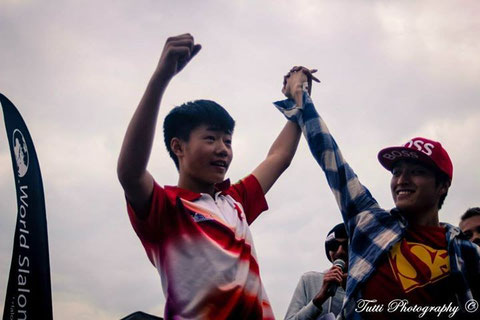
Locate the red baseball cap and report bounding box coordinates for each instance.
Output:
[377,137,453,180]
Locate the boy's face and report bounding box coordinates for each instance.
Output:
[178,124,233,186]
[390,160,447,214]
[459,215,480,245]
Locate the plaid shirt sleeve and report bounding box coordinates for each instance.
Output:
[273,92,380,233]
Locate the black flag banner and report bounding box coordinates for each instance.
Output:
[1,94,53,320]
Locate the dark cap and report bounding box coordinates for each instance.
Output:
[324,223,347,262]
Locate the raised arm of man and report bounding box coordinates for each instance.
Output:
[273,77,379,228]
[117,34,201,216]
[273,72,385,319]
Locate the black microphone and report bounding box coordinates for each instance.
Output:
[326,259,346,297]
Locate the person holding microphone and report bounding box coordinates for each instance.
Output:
[285,223,348,320]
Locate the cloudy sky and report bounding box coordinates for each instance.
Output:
[1,0,479,318]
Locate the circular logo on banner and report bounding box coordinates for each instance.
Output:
[12,129,29,178]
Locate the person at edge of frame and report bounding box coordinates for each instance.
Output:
[459,207,480,246]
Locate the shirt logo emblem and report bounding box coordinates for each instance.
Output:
[180,199,224,225]
[388,241,450,292]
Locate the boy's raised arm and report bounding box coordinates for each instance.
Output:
[117,34,201,215]
[252,68,318,194]
[252,120,301,194]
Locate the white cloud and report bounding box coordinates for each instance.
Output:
[1,1,479,319]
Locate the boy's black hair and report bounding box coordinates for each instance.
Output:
[163,100,235,170]
[460,207,480,221]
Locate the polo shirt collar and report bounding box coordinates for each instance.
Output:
[165,179,231,201]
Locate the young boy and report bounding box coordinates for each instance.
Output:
[274,67,480,320]
[117,34,317,319]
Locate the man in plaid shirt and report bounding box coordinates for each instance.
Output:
[275,67,480,320]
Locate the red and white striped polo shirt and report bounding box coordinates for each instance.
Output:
[127,174,274,320]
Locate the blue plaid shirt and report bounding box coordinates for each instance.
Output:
[274,93,480,319]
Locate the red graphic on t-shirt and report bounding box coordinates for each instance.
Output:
[388,240,450,292]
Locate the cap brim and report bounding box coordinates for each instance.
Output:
[377,146,439,172]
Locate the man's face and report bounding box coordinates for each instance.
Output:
[459,216,480,246]
[327,237,348,268]
[178,125,233,186]
[390,160,447,214]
